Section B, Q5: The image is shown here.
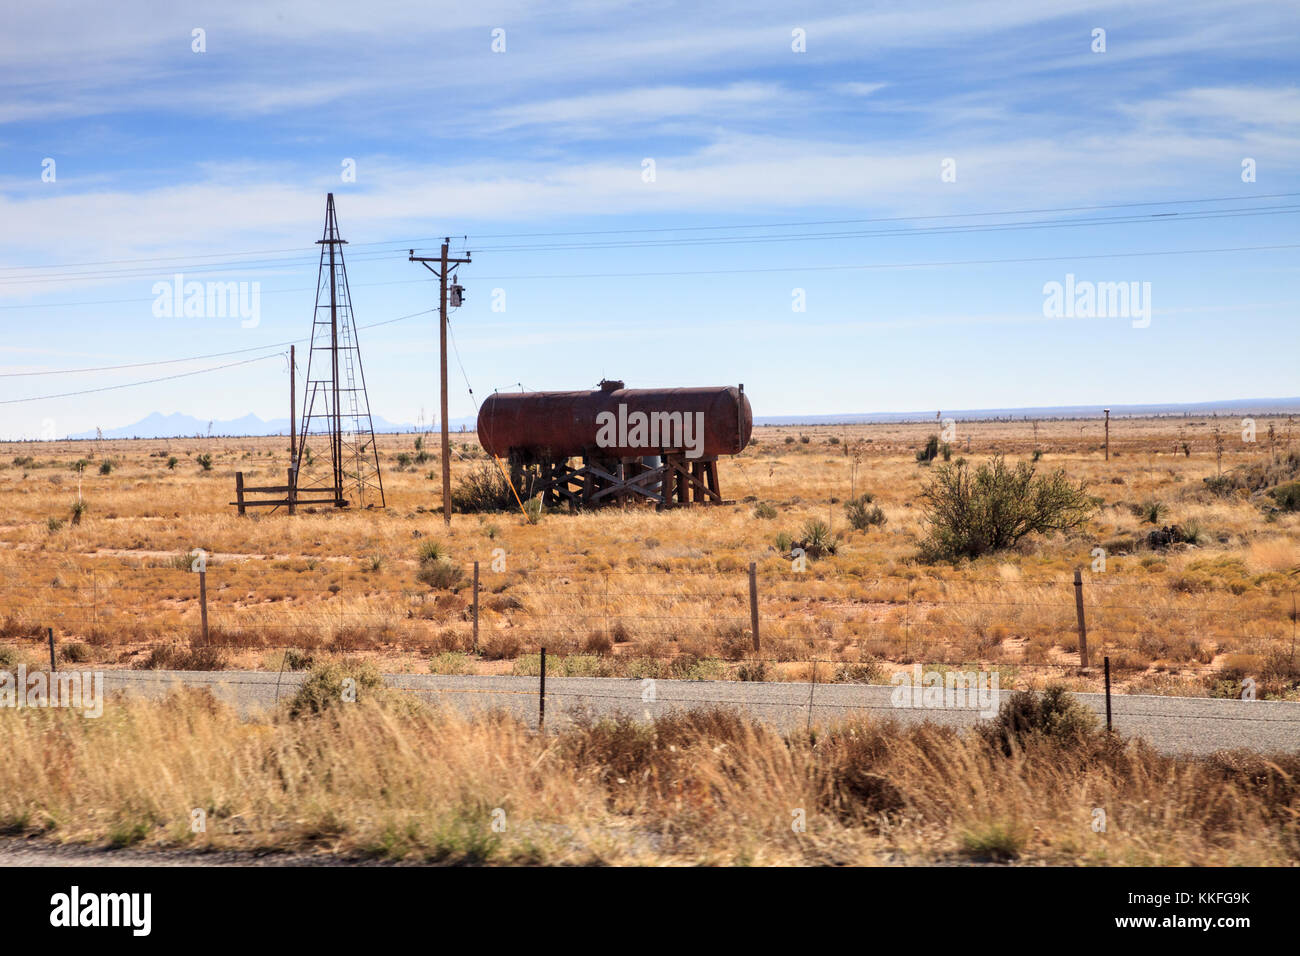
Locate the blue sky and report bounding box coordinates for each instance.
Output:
[0,0,1297,439]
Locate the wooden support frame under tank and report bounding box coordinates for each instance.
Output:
[508,452,731,510]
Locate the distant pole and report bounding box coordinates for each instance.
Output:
[1104,656,1113,733]
[1104,408,1110,462]
[1073,568,1089,668]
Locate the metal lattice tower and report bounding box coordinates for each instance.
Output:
[293,193,385,508]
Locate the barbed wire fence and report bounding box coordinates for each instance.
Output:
[1,561,1296,730]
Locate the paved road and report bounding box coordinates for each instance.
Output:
[99,670,1300,756]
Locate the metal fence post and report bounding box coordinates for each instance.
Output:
[47,627,56,671]
[1104,656,1113,733]
[538,646,547,731]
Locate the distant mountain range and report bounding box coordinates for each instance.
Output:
[66,412,446,440]
[40,396,1300,440]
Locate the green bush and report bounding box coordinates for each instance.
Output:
[416,541,464,590]
[1131,499,1165,524]
[452,461,515,512]
[982,686,1100,754]
[1270,481,1300,512]
[797,519,837,558]
[919,455,1096,560]
[196,453,213,471]
[916,434,940,463]
[288,659,385,719]
[844,493,886,531]
[753,501,777,520]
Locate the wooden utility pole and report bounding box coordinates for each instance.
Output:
[1103,408,1110,462]
[410,241,472,526]
[288,344,297,515]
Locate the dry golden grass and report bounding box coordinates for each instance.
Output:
[0,416,1297,697]
[0,688,1295,865]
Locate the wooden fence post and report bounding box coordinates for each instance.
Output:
[1073,568,1089,668]
[235,471,246,516]
[199,569,210,645]
[472,561,480,655]
[287,467,296,516]
[47,627,56,671]
[748,562,760,652]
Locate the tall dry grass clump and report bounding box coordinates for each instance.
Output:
[0,687,1295,865]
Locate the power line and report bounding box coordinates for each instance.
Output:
[2,191,1293,276]
[466,242,1300,280]
[1,202,1294,285]
[0,355,281,406]
[2,242,1294,319]
[0,308,434,379]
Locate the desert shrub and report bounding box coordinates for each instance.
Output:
[429,651,475,674]
[1131,499,1166,524]
[414,539,464,589]
[281,649,315,671]
[452,461,514,512]
[134,644,227,671]
[919,455,1096,561]
[46,517,64,533]
[833,659,884,683]
[1270,481,1300,512]
[959,821,1029,862]
[167,456,178,470]
[522,495,544,524]
[981,686,1100,754]
[195,453,213,471]
[98,461,112,475]
[916,434,940,463]
[59,641,93,663]
[582,630,614,656]
[287,659,385,719]
[845,493,886,531]
[753,501,778,520]
[796,519,837,558]
[0,647,16,669]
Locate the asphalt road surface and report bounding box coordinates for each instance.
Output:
[95,670,1300,756]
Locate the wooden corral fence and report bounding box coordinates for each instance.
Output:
[231,469,339,515]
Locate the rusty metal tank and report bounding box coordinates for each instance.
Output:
[477,381,752,460]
